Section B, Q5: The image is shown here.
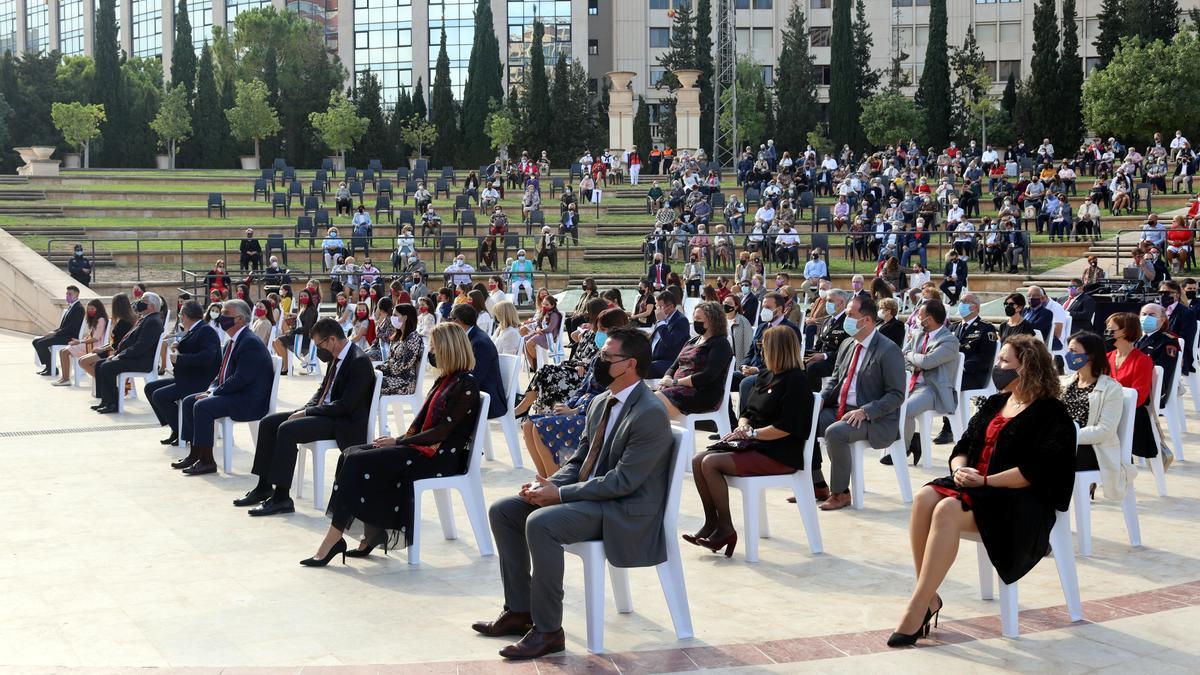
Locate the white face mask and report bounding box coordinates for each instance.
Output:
[390,316,403,330]
[759,307,775,323]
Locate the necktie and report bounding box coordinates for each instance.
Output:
[316,357,340,405]
[656,265,663,285]
[909,333,930,393]
[837,343,863,421]
[217,340,234,385]
[578,397,619,483]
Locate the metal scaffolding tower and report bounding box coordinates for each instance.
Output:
[712,0,736,168]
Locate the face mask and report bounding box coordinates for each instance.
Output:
[236,291,245,300]
[593,331,608,349]
[992,365,1019,391]
[818,289,830,299]
[133,289,144,299]
[1064,352,1089,372]
[958,304,972,319]
[270,262,279,269]
[594,358,621,388]
[825,301,836,315]
[74,250,83,257]
[418,306,429,314]
[518,254,526,260]
[316,347,334,363]
[1140,315,1159,333]
[133,300,148,313]
[1067,286,1078,296]
[356,311,368,320]
[1161,293,1176,307]
[851,281,863,291]
[299,296,310,305]
[1003,304,1016,317]
[693,320,707,335]
[216,315,236,330]
[751,279,761,288]
[1188,290,1198,301]
[1028,297,1042,309]
[740,284,750,295]
[843,316,859,334]
[759,307,775,323]
[254,307,266,318]
[86,307,97,317]
[389,316,403,330]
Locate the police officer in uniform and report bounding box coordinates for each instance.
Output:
[933,293,999,443]
[1136,303,1181,408]
[804,288,850,390]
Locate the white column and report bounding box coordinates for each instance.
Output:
[161,0,175,80]
[337,0,352,81]
[120,0,133,57]
[211,0,225,37]
[48,0,60,52]
[411,0,428,101]
[14,0,26,54]
[83,0,95,55]
[606,71,636,158]
[673,69,702,155]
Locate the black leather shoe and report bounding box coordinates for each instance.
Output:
[472,610,534,638]
[95,405,118,414]
[36,367,51,376]
[932,422,954,445]
[182,461,217,476]
[233,488,272,508]
[90,403,105,410]
[160,435,179,446]
[249,497,295,516]
[171,455,197,470]
[499,628,566,660]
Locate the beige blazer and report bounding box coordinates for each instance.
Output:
[1062,373,1137,499]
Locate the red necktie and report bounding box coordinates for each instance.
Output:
[1065,296,1073,310]
[909,333,930,393]
[656,265,663,285]
[217,339,234,385]
[837,343,863,420]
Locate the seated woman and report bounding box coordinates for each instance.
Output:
[491,301,524,357]
[249,299,276,344]
[77,294,136,380]
[53,299,109,385]
[470,290,494,335]
[890,335,1074,646]
[272,289,318,373]
[514,298,606,417]
[684,326,814,558]
[1105,312,1159,460]
[522,307,629,478]
[723,295,753,366]
[878,297,906,347]
[415,297,436,337]
[301,323,481,565]
[999,292,1035,341]
[519,294,563,371]
[655,301,734,419]
[377,303,424,396]
[349,301,375,352]
[630,282,656,328]
[1061,330,1136,499]
[365,297,395,361]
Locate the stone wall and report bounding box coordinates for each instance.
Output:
[0,229,99,335]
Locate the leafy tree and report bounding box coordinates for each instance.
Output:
[1126,0,1181,45]
[850,0,879,149]
[549,54,571,160]
[762,86,776,143]
[411,76,427,120]
[352,71,390,167]
[51,102,105,167]
[1058,0,1084,150]
[1094,0,1125,67]
[0,93,13,163]
[655,0,697,92]
[950,26,986,142]
[170,0,197,106]
[633,95,652,159]
[718,57,766,149]
[92,0,121,165]
[151,84,191,169]
[807,125,834,157]
[459,0,503,166]
[524,20,551,153]
[192,44,227,167]
[860,89,924,148]
[695,0,714,155]
[12,52,65,149]
[310,90,369,166]
[400,114,438,159]
[121,59,164,167]
[774,3,819,154]
[827,0,856,149]
[506,85,523,159]
[484,104,516,159]
[1028,0,1060,145]
[914,0,952,148]
[226,79,281,163]
[390,85,412,162]
[429,31,457,167]
[258,44,281,164]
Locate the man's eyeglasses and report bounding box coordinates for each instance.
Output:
[599,353,631,364]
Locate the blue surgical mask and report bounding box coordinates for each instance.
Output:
[1140,315,1159,333]
[843,316,859,335]
[1064,352,1089,372]
[958,304,972,319]
[825,301,836,315]
[593,331,607,349]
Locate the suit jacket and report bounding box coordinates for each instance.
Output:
[170,322,222,394]
[468,325,508,418]
[744,317,801,370]
[51,301,85,340]
[649,310,691,377]
[304,343,377,449]
[1166,303,1196,376]
[954,317,999,391]
[943,260,969,285]
[210,328,275,420]
[904,327,962,413]
[111,313,164,372]
[552,382,674,568]
[1058,292,1097,334]
[645,262,672,287]
[819,334,906,449]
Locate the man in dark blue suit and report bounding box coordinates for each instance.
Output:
[939,250,969,305]
[145,300,222,445]
[648,292,690,378]
[177,300,275,475]
[34,285,85,375]
[450,303,509,420]
[93,292,165,413]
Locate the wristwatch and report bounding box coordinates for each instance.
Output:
[747,428,758,439]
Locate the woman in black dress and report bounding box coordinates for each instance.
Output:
[889,334,1075,646]
[998,292,1035,341]
[655,301,735,418]
[877,297,906,347]
[301,323,482,566]
[683,326,814,558]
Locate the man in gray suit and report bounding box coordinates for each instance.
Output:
[814,295,906,511]
[474,326,674,660]
[892,299,961,465]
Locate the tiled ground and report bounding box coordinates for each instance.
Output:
[3,330,1199,673]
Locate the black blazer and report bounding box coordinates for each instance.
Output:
[111,313,164,372]
[51,301,85,340]
[943,260,969,285]
[467,325,508,419]
[305,343,377,450]
[744,317,802,371]
[1058,292,1097,334]
[170,322,222,394]
[210,329,275,419]
[878,318,906,347]
[649,310,691,378]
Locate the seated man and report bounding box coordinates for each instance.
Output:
[892,300,960,466]
[1058,278,1097,334]
[813,296,905,510]
[145,300,221,445]
[934,293,997,443]
[645,252,672,292]
[33,284,84,376]
[450,304,509,423]
[648,291,690,378]
[1136,303,1181,409]
[93,292,166,414]
[176,300,275,474]
[239,228,263,272]
[803,289,850,390]
[1023,285,1057,349]
[232,318,376,513]
[938,250,969,306]
[474,327,673,660]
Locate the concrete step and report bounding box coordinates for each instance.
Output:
[0,191,46,200]
[0,205,63,216]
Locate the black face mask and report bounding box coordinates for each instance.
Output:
[1161,293,1176,307]
[427,351,437,368]
[1103,330,1118,351]
[992,365,1019,392]
[1003,304,1016,317]
[1188,290,1198,301]
[133,300,148,313]
[216,315,237,330]
[693,320,706,335]
[316,346,334,363]
[594,358,623,388]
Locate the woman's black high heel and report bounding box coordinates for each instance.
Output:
[345,531,390,558]
[300,538,347,567]
[888,595,942,647]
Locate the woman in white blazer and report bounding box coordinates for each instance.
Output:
[1061,332,1136,499]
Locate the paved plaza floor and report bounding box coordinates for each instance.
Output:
[2,330,1199,673]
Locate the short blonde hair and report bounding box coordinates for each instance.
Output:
[493,300,521,331]
[878,297,899,318]
[762,325,803,373]
[429,323,475,375]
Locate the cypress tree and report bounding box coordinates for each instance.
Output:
[411,77,427,121]
[774,3,818,154]
[850,0,879,149]
[1127,0,1180,44]
[1028,0,1060,146]
[1058,0,1084,151]
[170,0,196,106]
[1094,0,1124,68]
[915,0,952,149]
[549,54,571,161]
[827,0,855,149]
[459,0,503,167]
[695,0,714,155]
[507,85,523,157]
[354,71,391,167]
[1000,71,1017,118]
[949,26,985,142]
[260,44,281,164]
[220,73,238,163]
[429,31,457,167]
[525,20,551,154]
[633,95,652,160]
[655,0,696,92]
[192,43,226,167]
[390,85,412,162]
[93,0,122,165]
[762,87,776,144]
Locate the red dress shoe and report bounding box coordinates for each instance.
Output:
[471,609,534,638]
[818,491,853,511]
[499,628,566,660]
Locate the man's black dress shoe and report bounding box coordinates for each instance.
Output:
[90,403,105,410]
[499,628,566,660]
[171,455,197,470]
[95,405,118,414]
[233,488,272,508]
[182,461,217,476]
[160,435,179,446]
[36,367,51,376]
[249,497,295,516]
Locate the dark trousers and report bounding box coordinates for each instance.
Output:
[536,248,557,271]
[240,252,262,272]
[147,378,210,434]
[940,279,964,305]
[96,357,140,406]
[181,392,261,447]
[251,411,339,492]
[33,335,69,367]
[805,357,835,391]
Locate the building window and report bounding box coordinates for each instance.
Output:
[810,27,830,48]
[975,0,1021,3]
[24,0,47,53]
[892,0,912,6]
[226,0,269,27]
[588,38,598,55]
[587,77,597,92]
[813,64,831,86]
[649,27,669,48]
[353,0,413,106]
[650,0,669,8]
[588,0,597,14]
[734,0,774,7]
[188,0,213,51]
[810,0,830,7]
[506,1,573,90]
[975,23,996,43]
[735,27,773,52]
[998,22,1021,43]
[288,0,339,51]
[1085,57,1102,75]
[649,67,666,86]
[132,0,163,57]
[428,1,474,99]
[0,1,13,57]
[915,25,929,46]
[996,59,1020,81]
[761,65,773,87]
[59,0,85,56]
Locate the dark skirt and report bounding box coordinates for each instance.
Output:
[662,385,723,415]
[1132,406,1158,458]
[327,441,469,549]
[1075,444,1099,471]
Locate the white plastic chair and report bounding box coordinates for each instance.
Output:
[1073,388,1141,556]
[35,307,69,368]
[954,340,1000,436]
[914,352,965,469]
[1144,366,1169,497]
[1049,315,1072,366]
[213,356,283,474]
[1155,339,1186,461]
[562,427,694,654]
[483,353,525,468]
[535,331,565,369]
[679,354,736,469]
[49,318,89,378]
[725,396,824,561]
[288,337,321,376]
[295,371,384,509]
[407,392,496,565]
[70,319,114,387]
[847,394,913,509]
[377,338,430,437]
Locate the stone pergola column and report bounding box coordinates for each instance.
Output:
[673,69,702,156]
[606,71,636,158]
